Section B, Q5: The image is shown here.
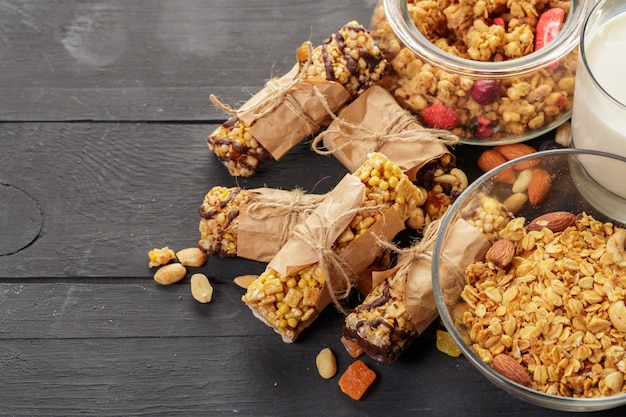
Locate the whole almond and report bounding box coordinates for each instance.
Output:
[486,239,516,268]
[154,263,187,285]
[527,168,551,205]
[527,211,577,232]
[478,150,517,184]
[494,143,539,171]
[478,149,508,172]
[493,166,517,184]
[492,354,532,387]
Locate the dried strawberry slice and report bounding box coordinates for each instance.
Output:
[421,103,459,130]
[535,8,565,51]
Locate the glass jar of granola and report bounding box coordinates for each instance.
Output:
[372,0,592,145]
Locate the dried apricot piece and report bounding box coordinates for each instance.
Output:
[436,330,463,358]
[338,360,376,400]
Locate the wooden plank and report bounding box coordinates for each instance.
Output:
[0,0,380,122]
[2,122,545,279]
[0,122,350,278]
[0,282,571,416]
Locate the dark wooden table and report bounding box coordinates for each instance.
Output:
[0,1,623,416]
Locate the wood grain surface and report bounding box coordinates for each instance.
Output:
[0,0,379,122]
[1,0,623,416]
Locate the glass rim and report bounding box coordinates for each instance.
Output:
[382,0,591,78]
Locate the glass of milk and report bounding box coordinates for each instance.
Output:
[571,0,626,220]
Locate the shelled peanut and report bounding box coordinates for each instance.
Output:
[147,245,213,303]
[476,143,551,212]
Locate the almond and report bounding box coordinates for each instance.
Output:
[492,354,532,387]
[527,168,551,205]
[486,239,516,268]
[478,149,516,184]
[494,143,539,171]
[527,211,577,232]
[493,167,517,184]
[477,149,507,172]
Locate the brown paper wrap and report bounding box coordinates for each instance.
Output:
[312,85,459,181]
[265,174,363,314]
[242,170,414,343]
[342,218,489,361]
[371,218,490,334]
[268,172,406,311]
[217,64,352,161]
[236,188,325,263]
[404,218,490,334]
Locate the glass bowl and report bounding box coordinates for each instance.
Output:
[432,149,626,411]
[373,0,593,145]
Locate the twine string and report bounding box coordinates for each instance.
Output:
[291,203,389,314]
[245,189,326,250]
[310,87,459,156]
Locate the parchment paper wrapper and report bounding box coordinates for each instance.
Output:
[268,174,365,277]
[242,168,411,343]
[343,218,489,361]
[268,174,405,311]
[313,85,459,181]
[403,218,490,334]
[237,64,352,160]
[236,188,325,263]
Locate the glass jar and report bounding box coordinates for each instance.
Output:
[372,0,592,145]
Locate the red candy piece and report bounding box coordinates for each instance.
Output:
[422,103,459,130]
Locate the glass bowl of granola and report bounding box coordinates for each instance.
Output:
[432,148,626,411]
[372,0,593,145]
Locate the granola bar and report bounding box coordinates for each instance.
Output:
[343,264,418,362]
[208,21,388,177]
[241,153,422,342]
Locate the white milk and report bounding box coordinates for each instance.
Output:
[571,11,626,198]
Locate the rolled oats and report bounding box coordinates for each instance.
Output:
[461,212,626,398]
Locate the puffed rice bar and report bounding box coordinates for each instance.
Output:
[242,153,422,342]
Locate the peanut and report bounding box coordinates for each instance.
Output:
[176,247,207,267]
[407,207,425,230]
[555,121,572,148]
[154,263,186,285]
[234,275,259,289]
[190,273,214,303]
[316,347,337,379]
[502,192,528,214]
[511,169,533,194]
